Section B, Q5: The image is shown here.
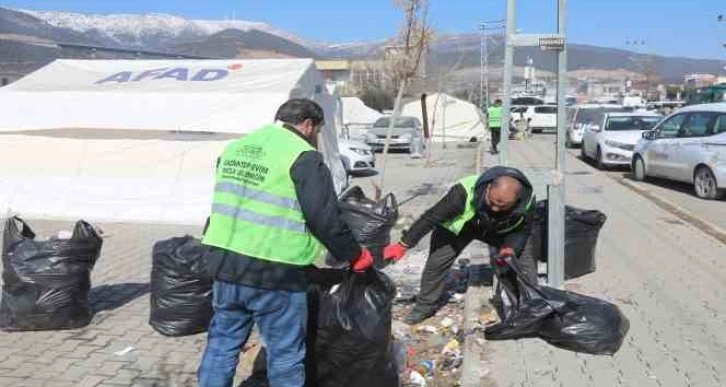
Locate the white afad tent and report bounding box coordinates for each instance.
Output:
[340,97,382,140]
[401,92,487,143]
[0,59,346,224]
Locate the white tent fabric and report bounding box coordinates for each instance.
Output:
[341,97,382,125]
[401,93,487,143]
[0,59,346,224]
[341,97,382,140]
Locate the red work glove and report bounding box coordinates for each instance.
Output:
[493,246,515,267]
[383,242,408,262]
[351,248,374,272]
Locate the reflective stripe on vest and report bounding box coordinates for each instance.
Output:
[202,124,323,266]
[215,181,301,212]
[211,203,306,233]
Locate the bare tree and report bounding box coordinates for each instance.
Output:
[377,0,434,191]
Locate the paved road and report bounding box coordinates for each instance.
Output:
[567,146,726,233]
[480,135,726,387]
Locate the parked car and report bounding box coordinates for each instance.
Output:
[632,103,726,200]
[527,105,558,133]
[338,138,375,173]
[581,112,662,169]
[365,116,424,152]
[566,104,631,147]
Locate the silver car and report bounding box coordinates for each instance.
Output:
[365,116,424,152]
[632,103,726,200]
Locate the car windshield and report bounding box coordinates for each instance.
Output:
[373,116,419,128]
[576,107,628,125]
[535,106,557,114]
[605,116,661,131]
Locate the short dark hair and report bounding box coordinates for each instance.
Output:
[275,98,325,127]
[495,99,502,104]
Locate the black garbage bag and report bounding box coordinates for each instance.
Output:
[1,216,103,331]
[521,200,607,279]
[149,236,212,337]
[250,269,399,387]
[486,259,629,355]
[332,186,398,268]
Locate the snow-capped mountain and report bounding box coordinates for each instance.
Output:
[15,8,316,49]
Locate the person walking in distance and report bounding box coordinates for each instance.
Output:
[487,99,503,154]
[198,98,373,387]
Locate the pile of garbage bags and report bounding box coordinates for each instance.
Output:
[149,236,213,337]
[1,217,103,331]
[334,186,398,268]
[486,259,630,355]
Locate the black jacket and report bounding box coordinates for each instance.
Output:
[205,125,361,292]
[400,166,535,255]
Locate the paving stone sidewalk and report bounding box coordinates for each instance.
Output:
[0,143,480,387]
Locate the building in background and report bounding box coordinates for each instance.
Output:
[685,73,717,88]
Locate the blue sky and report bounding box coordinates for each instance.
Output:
[4,0,725,59]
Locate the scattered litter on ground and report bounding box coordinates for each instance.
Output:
[390,259,485,386]
[114,346,136,356]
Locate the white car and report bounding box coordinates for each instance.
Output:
[338,138,375,173]
[581,112,662,169]
[526,105,557,133]
[566,104,630,147]
[632,103,726,200]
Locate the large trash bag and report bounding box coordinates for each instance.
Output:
[332,186,398,268]
[149,236,213,337]
[250,269,399,387]
[486,259,629,355]
[1,216,103,331]
[311,269,399,386]
[521,200,607,279]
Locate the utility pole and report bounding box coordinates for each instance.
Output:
[501,0,568,287]
[479,24,485,110]
[501,3,516,165]
[549,0,568,288]
[479,21,504,110]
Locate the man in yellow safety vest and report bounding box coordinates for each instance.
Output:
[198,99,373,387]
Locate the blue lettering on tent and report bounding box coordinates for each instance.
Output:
[132,68,169,82]
[191,69,228,82]
[95,71,133,84]
[155,68,190,81]
[94,68,231,84]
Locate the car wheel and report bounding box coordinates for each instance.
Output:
[632,155,647,181]
[580,142,587,161]
[596,147,606,170]
[694,166,722,200]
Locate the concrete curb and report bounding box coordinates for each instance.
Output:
[460,143,488,387]
[617,177,726,246]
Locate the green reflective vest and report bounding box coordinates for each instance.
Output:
[202,124,323,266]
[442,175,479,235]
[487,106,503,128]
[441,175,533,236]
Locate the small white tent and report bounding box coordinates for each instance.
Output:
[401,93,487,143]
[340,97,382,140]
[0,59,346,224]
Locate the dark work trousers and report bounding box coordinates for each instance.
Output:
[417,223,504,309]
[490,127,501,153]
